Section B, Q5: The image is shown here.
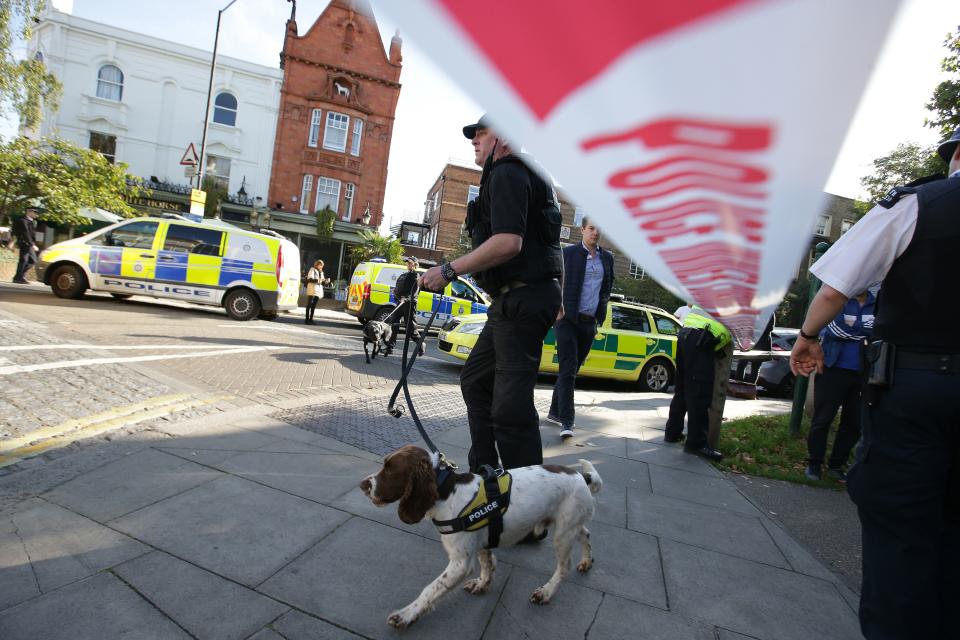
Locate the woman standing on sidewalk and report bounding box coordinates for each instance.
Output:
[304,260,328,325]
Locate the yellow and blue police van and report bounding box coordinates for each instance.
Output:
[36,215,301,321]
[346,260,490,326]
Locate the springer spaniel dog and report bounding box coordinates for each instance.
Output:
[360,444,603,629]
[363,320,393,363]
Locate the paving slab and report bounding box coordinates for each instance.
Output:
[329,486,441,541]
[0,572,189,640]
[44,448,222,521]
[0,516,40,610]
[649,464,759,516]
[590,593,715,640]
[757,517,837,583]
[113,550,289,640]
[660,539,861,640]
[211,448,380,504]
[271,609,367,639]
[260,517,509,640]
[111,475,349,586]
[248,628,286,640]
[481,566,602,640]
[496,519,666,608]
[626,439,722,477]
[626,491,787,569]
[5,498,147,596]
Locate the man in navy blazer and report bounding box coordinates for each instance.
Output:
[548,216,615,438]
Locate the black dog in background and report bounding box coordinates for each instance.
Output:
[364,321,393,363]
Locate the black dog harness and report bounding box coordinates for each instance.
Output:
[432,465,512,549]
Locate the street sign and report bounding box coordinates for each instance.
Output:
[187,188,206,222]
[180,143,200,166]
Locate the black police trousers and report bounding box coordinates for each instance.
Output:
[460,279,561,471]
[665,327,715,450]
[847,367,959,640]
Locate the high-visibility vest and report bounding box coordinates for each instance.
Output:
[682,307,732,351]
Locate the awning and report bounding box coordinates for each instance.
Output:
[78,207,123,224]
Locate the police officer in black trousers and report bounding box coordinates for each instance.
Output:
[791,128,960,639]
[387,256,422,355]
[421,114,562,475]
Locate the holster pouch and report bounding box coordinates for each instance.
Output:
[864,340,896,389]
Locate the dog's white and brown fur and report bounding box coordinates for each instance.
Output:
[360,444,602,629]
[363,320,393,363]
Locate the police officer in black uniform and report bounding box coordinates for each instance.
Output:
[387,257,422,355]
[421,115,562,473]
[790,129,960,639]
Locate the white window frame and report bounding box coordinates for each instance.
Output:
[343,182,355,221]
[840,219,854,235]
[308,109,322,147]
[96,64,123,101]
[815,214,831,237]
[629,260,645,280]
[205,155,231,192]
[212,92,238,127]
[350,119,363,156]
[300,175,314,214]
[323,112,350,152]
[467,185,480,203]
[574,207,586,228]
[316,176,341,214]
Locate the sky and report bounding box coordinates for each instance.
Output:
[7,0,960,230]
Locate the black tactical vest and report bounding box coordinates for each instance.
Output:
[873,176,960,352]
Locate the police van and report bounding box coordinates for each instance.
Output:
[36,215,301,321]
[346,260,490,326]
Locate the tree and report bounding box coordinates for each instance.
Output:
[925,26,960,139]
[201,176,227,218]
[1,0,62,130]
[612,274,684,312]
[0,136,139,226]
[350,229,403,264]
[859,142,946,205]
[447,223,472,260]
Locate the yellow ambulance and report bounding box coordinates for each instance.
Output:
[346,260,490,326]
[36,216,301,321]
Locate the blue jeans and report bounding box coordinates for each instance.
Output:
[548,317,596,427]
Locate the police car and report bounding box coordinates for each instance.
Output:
[437,297,680,392]
[346,260,490,326]
[36,215,301,321]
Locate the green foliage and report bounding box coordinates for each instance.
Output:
[925,26,960,139]
[350,229,403,264]
[715,413,845,489]
[0,0,62,129]
[859,142,946,205]
[447,223,472,260]
[612,274,683,311]
[0,136,139,226]
[775,277,810,328]
[315,207,335,239]
[201,176,227,218]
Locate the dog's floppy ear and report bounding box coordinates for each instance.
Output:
[397,448,438,524]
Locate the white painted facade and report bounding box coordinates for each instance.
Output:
[27,6,282,202]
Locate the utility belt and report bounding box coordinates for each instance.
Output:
[495,277,558,297]
[864,340,960,390]
[680,326,720,350]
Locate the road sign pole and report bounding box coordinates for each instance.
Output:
[197,0,238,189]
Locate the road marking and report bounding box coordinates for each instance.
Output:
[0,345,289,376]
[0,344,258,352]
[0,393,228,469]
[217,323,316,335]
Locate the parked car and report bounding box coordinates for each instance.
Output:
[757,328,799,396]
[436,296,679,392]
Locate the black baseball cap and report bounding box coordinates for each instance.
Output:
[462,114,491,140]
[404,256,419,265]
[937,128,960,164]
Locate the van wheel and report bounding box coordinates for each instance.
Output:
[373,306,395,323]
[111,293,133,300]
[639,359,674,393]
[224,289,261,321]
[50,265,87,299]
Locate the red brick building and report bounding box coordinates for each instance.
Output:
[268,0,401,229]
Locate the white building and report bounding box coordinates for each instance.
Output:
[27,5,282,202]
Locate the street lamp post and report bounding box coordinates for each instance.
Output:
[196,0,238,189]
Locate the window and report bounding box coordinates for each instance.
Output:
[213,92,237,127]
[815,214,831,236]
[323,112,349,152]
[467,185,480,203]
[316,176,341,214]
[450,280,480,303]
[840,219,854,235]
[205,155,231,191]
[351,119,363,156]
[308,109,322,147]
[611,305,651,333]
[343,183,355,221]
[574,207,586,227]
[299,175,314,213]
[96,64,123,101]
[163,224,223,256]
[405,230,420,244]
[629,260,645,280]
[89,132,116,164]
[102,221,158,250]
[655,315,680,336]
[375,266,404,286]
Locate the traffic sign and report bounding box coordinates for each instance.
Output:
[180,143,200,166]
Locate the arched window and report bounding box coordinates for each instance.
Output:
[213,92,238,127]
[96,65,123,101]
